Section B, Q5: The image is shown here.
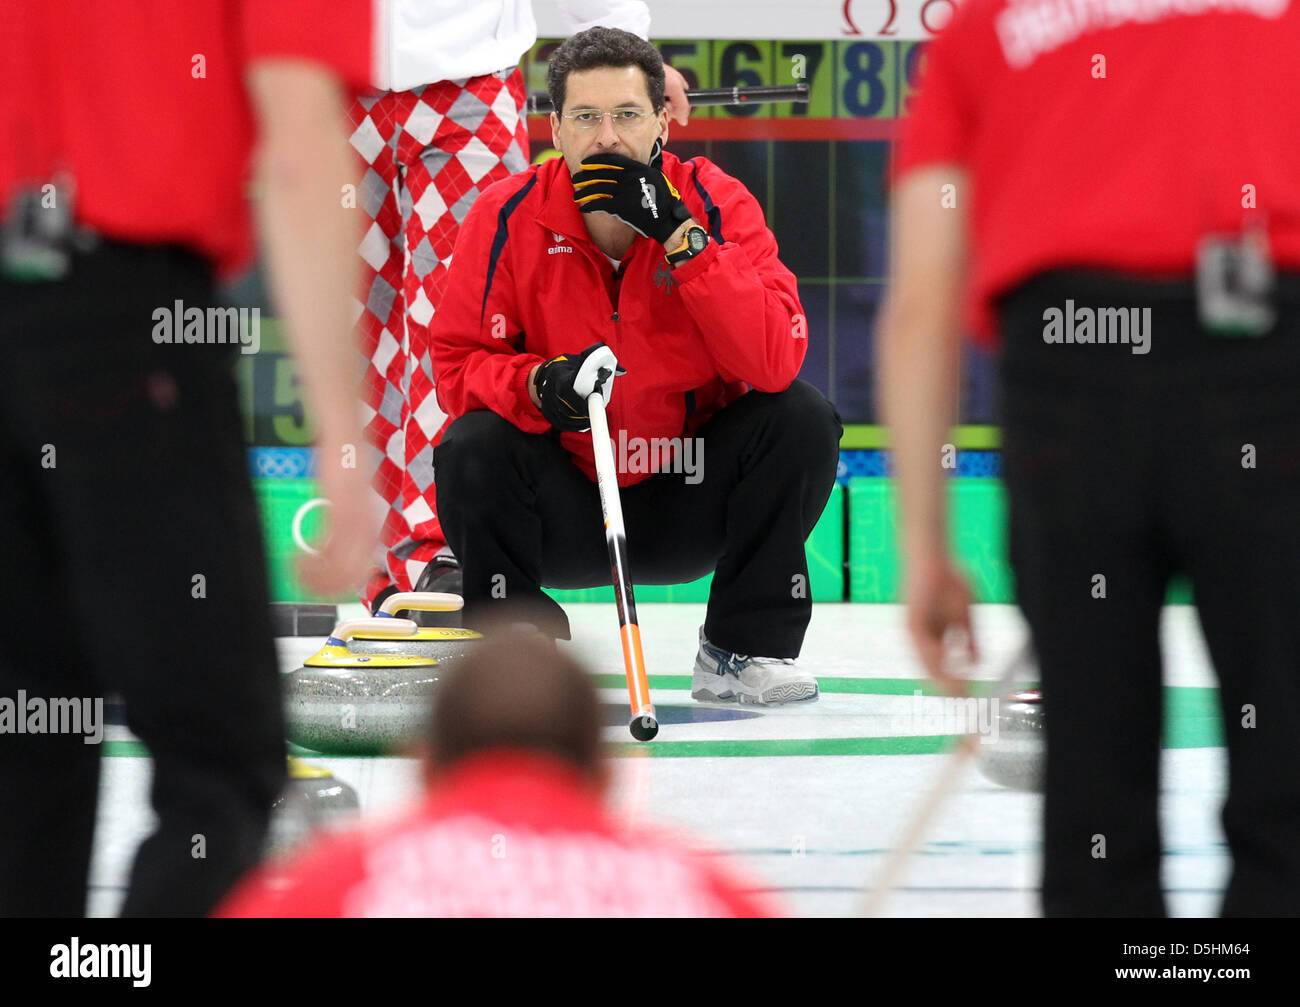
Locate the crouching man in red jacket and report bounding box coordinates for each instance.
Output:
[429,27,841,705]
[218,629,774,917]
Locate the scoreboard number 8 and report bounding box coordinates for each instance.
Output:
[841,42,888,118]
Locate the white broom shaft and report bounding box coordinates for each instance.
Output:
[587,392,626,539]
[587,393,654,719]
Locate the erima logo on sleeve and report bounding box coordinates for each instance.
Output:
[549,231,573,255]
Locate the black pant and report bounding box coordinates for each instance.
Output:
[998,269,1300,917]
[434,380,842,656]
[0,243,285,916]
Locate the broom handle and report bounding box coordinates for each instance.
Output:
[858,639,1035,916]
[587,390,656,735]
[526,83,809,115]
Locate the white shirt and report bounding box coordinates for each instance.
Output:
[374,0,652,92]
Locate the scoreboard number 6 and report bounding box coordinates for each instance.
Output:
[718,42,765,117]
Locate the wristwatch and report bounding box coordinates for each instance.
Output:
[665,225,710,266]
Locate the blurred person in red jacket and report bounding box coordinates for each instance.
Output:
[0,0,377,915]
[882,0,1300,915]
[427,27,841,706]
[218,629,774,917]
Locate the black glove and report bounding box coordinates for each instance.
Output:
[571,147,691,243]
[533,343,626,432]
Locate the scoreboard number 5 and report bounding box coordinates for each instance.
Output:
[659,41,702,91]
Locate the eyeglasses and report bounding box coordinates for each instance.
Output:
[560,107,656,131]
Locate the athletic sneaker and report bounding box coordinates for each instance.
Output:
[691,627,819,705]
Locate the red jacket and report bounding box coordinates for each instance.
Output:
[217,752,774,917]
[896,0,1300,347]
[430,150,807,486]
[0,1,373,277]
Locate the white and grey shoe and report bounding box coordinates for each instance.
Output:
[691,627,819,705]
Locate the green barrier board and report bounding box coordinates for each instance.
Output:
[848,476,1194,604]
[253,477,353,603]
[848,477,1015,602]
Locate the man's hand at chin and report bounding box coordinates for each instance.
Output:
[571,151,692,244]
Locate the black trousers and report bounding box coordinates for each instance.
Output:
[0,243,285,916]
[435,380,842,656]
[998,269,1300,917]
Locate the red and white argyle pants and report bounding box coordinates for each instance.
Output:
[348,69,529,606]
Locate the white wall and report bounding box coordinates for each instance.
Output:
[534,0,956,40]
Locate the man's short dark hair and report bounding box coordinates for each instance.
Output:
[546,26,665,114]
[428,627,602,777]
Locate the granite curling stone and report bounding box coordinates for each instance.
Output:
[268,756,361,856]
[285,618,440,755]
[976,687,1044,792]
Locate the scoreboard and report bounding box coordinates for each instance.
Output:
[524,38,930,129]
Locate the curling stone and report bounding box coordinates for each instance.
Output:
[977,687,1044,791]
[284,618,441,755]
[268,756,360,857]
[348,591,483,663]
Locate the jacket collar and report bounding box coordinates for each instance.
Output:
[536,156,591,243]
[421,749,609,828]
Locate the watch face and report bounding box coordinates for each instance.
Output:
[688,228,708,252]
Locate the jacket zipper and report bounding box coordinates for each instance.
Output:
[562,223,631,474]
[606,247,631,461]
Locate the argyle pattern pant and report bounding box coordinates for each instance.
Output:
[348,69,529,605]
